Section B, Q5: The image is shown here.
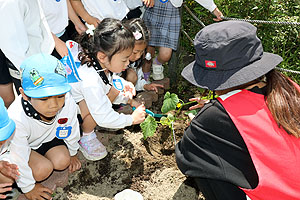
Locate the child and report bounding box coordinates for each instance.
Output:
[0,97,19,199]
[122,18,164,92]
[143,0,223,80]
[8,54,81,200]
[70,18,146,161]
[0,0,55,93]
[40,0,87,59]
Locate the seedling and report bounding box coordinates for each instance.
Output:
[140,90,217,143]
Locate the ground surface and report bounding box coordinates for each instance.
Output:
[54,119,201,200]
[53,90,204,200]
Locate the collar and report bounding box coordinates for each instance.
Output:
[21,98,63,124]
[22,98,42,120]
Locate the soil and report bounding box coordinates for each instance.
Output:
[54,89,204,200]
[53,53,204,200]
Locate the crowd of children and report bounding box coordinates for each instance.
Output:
[0,0,225,199]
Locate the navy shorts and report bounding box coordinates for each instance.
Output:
[35,137,67,156]
[0,50,12,84]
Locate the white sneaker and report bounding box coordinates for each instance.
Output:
[79,132,108,161]
[152,64,164,80]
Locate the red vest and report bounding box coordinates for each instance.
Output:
[218,89,300,200]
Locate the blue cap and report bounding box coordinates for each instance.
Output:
[21,54,71,98]
[0,98,15,141]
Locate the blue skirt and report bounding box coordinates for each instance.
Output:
[143,0,181,50]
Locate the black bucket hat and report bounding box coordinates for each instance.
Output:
[181,21,283,91]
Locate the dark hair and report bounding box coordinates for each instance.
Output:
[77,18,135,67]
[124,18,149,44]
[265,70,300,137]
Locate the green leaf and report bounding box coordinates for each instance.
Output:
[184,110,198,116]
[159,116,170,126]
[167,113,175,121]
[161,92,179,114]
[140,116,157,140]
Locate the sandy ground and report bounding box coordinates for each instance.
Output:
[53,125,200,200]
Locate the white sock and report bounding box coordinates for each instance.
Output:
[82,131,94,136]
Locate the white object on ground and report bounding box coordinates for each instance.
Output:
[114,189,143,200]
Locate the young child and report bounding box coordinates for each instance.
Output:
[40,0,87,59]
[122,18,164,92]
[143,0,223,80]
[70,18,146,161]
[0,97,19,199]
[8,54,81,200]
[0,0,54,96]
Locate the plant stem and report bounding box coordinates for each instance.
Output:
[182,100,197,106]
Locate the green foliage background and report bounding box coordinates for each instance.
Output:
[180,0,300,82]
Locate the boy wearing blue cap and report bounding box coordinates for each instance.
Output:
[8,54,81,200]
[0,97,20,199]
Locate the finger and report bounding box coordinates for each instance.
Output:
[42,187,53,195]
[0,194,7,199]
[189,97,200,102]
[189,104,204,110]
[10,164,19,170]
[40,192,52,200]
[0,183,12,188]
[76,162,82,171]
[68,166,72,173]
[153,84,164,88]
[0,187,12,193]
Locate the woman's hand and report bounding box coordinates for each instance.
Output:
[188,97,209,110]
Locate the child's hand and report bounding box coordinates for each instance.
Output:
[144,83,164,93]
[0,183,12,199]
[188,97,209,110]
[54,37,68,58]
[75,24,87,35]
[212,7,223,21]
[132,104,146,125]
[123,81,136,100]
[143,0,154,7]
[0,161,19,180]
[85,16,101,28]
[128,99,141,108]
[69,155,81,173]
[25,183,53,200]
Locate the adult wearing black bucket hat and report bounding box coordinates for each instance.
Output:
[175,21,300,200]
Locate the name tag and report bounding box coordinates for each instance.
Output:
[56,126,72,139]
[113,78,124,91]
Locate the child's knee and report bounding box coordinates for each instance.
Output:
[51,152,71,170]
[158,48,172,62]
[32,160,53,181]
[158,53,171,63]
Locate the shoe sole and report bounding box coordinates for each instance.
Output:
[79,146,108,161]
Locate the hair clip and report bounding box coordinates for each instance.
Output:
[86,24,96,36]
[133,31,142,40]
